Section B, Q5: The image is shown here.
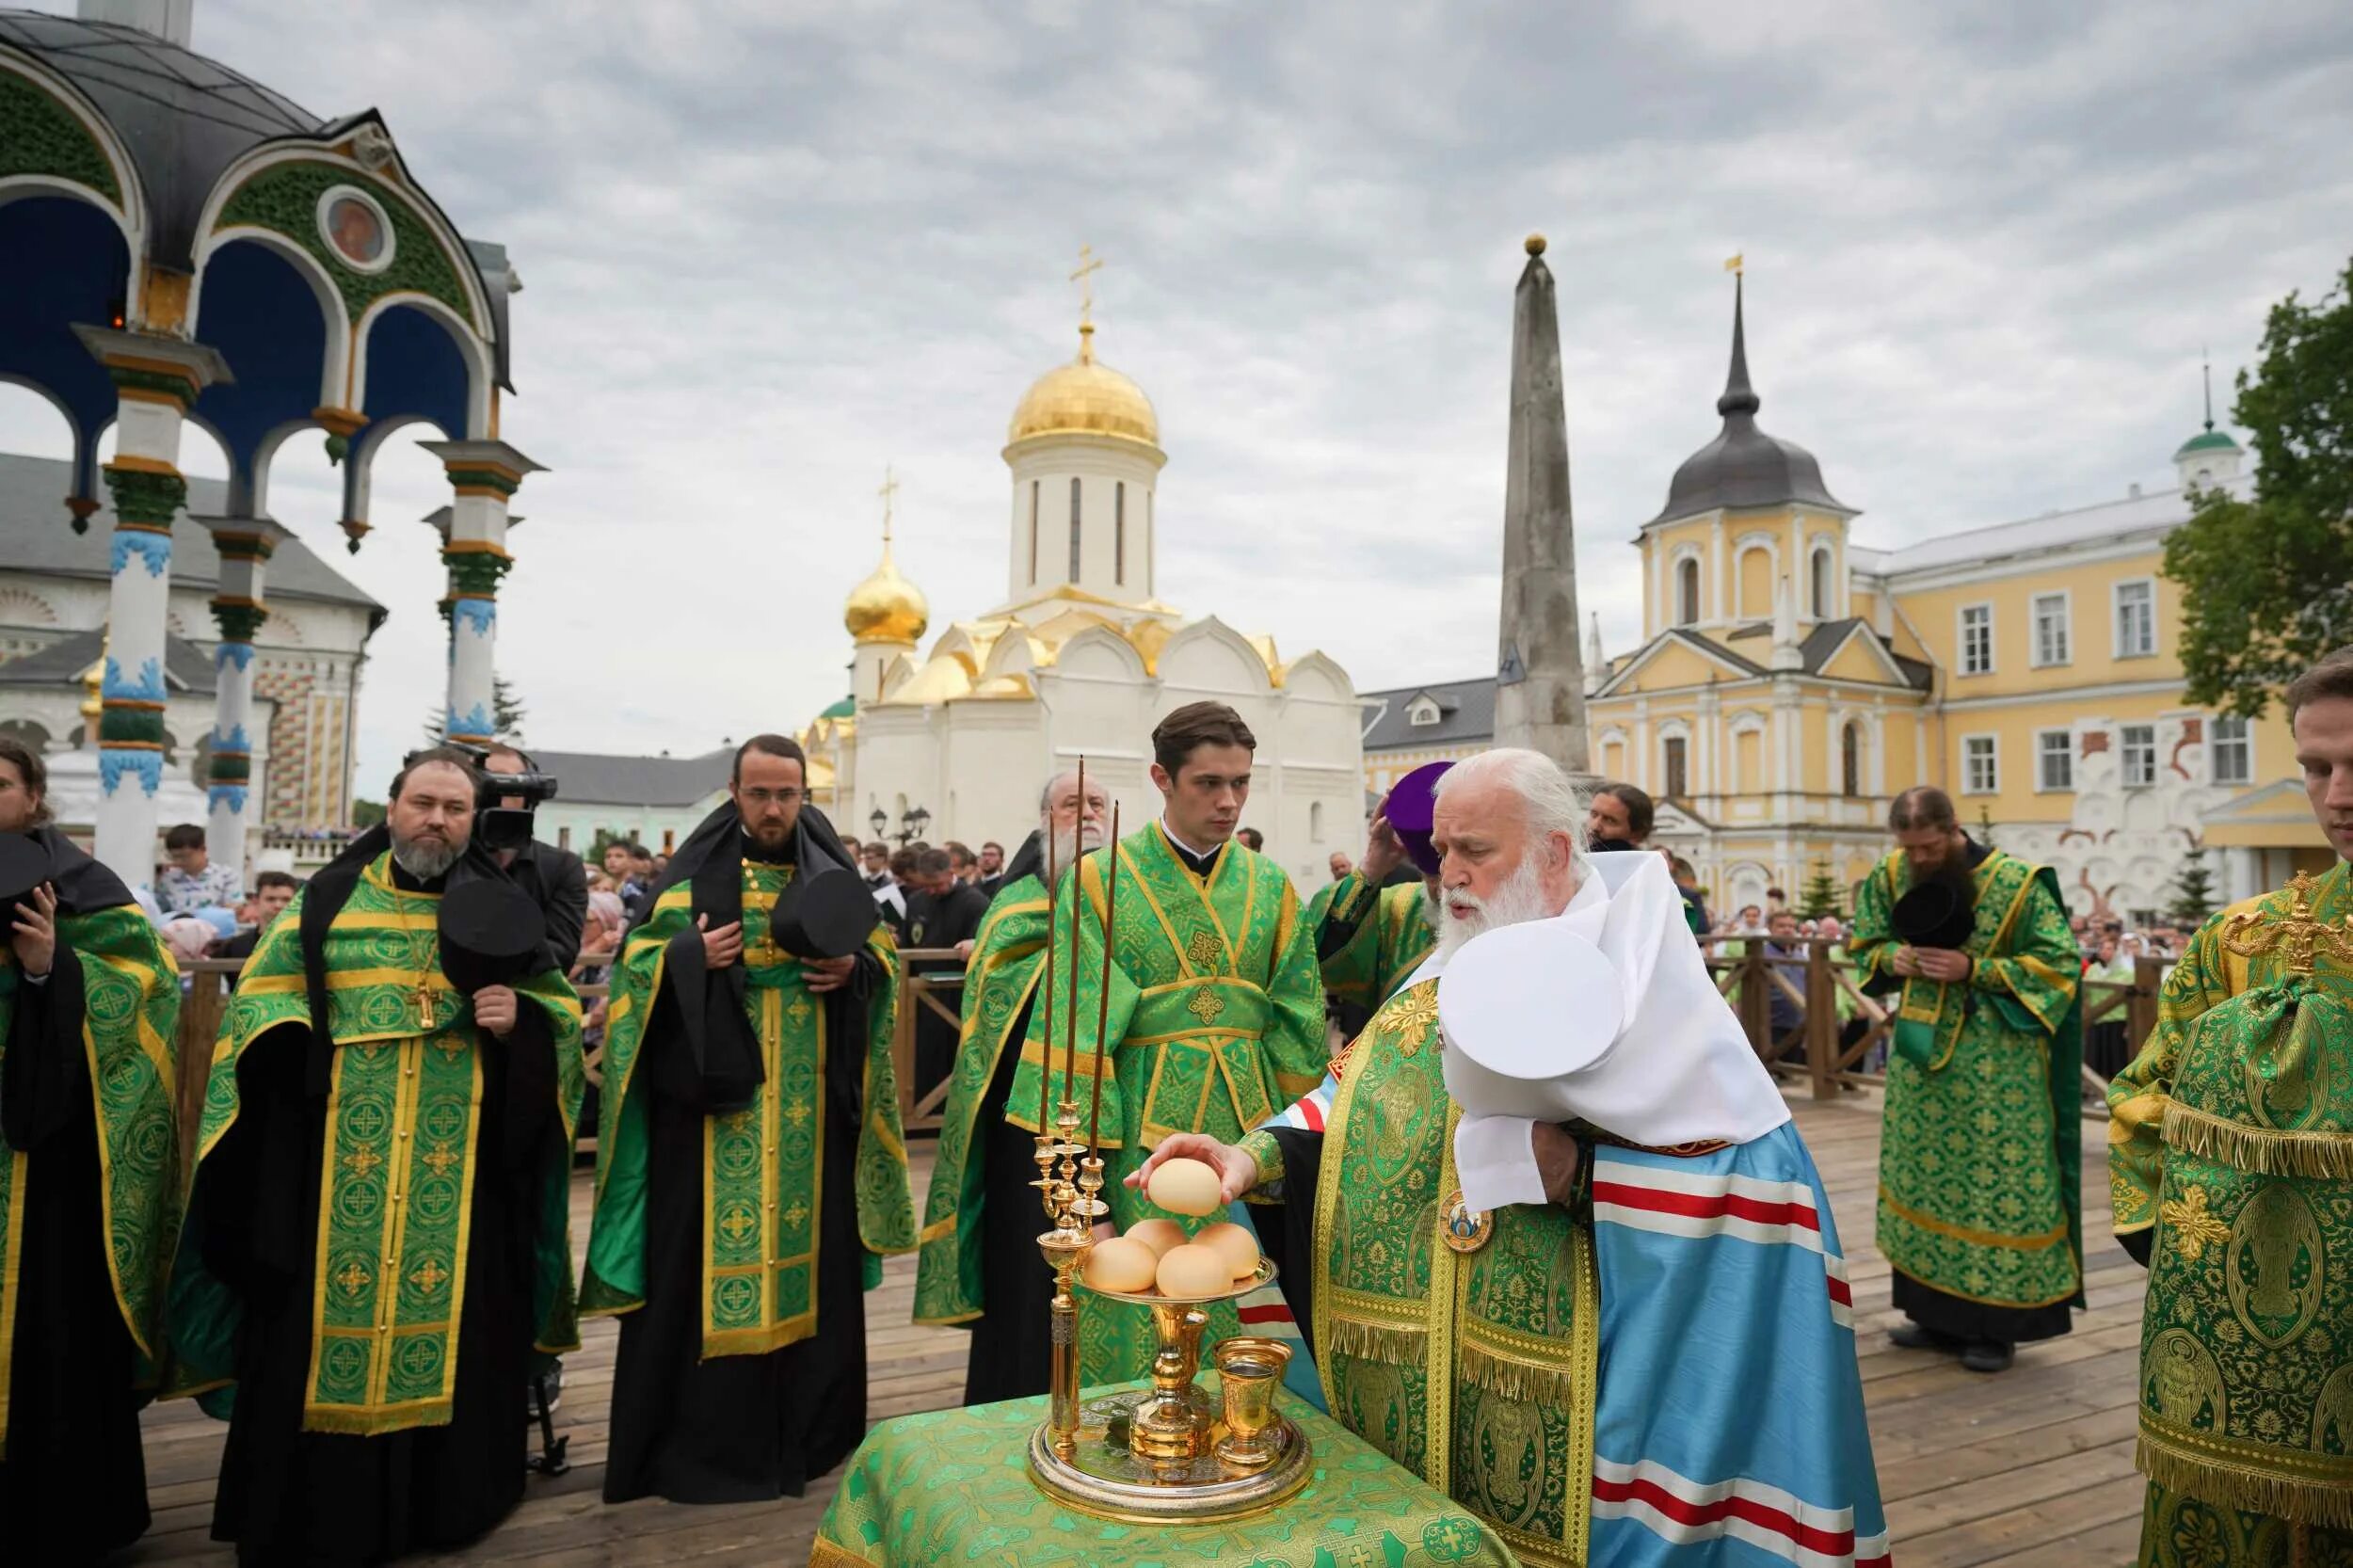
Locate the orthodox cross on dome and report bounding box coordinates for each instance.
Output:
[1069,245,1106,360]
[878,463,899,544]
[2201,345,2216,432]
[1724,251,1744,276]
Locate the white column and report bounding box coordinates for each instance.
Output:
[421,441,544,744]
[193,517,291,884]
[77,328,230,888]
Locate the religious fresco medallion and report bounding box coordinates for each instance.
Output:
[1439,1189,1494,1255]
[2225,1182,2324,1351]
[317,184,394,273]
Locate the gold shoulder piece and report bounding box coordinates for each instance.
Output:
[2220,872,2353,977]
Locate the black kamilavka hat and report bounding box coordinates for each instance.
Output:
[438,878,547,994]
[1892,880,1975,952]
[768,863,879,960]
[0,832,53,912]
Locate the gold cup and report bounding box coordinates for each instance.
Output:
[1212,1336,1291,1470]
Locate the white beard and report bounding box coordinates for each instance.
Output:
[1434,854,1554,962]
[1049,823,1108,874]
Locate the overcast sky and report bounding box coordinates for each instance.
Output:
[8,0,2353,800]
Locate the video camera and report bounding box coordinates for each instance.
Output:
[423,740,560,854]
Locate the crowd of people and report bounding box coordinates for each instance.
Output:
[6,642,2353,1566]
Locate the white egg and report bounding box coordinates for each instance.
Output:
[1125,1218,1189,1258]
[1155,1243,1232,1300]
[1146,1157,1224,1218]
[1193,1220,1261,1280]
[1083,1237,1159,1294]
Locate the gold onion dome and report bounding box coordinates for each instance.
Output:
[1007,323,1160,448]
[844,540,929,646]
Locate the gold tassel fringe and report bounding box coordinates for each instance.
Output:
[808,1536,875,1567]
[1458,1339,1582,1405]
[1322,1315,1426,1368]
[2138,1436,2353,1530]
[2161,1099,2353,1180]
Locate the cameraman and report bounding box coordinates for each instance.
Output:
[483,744,588,971]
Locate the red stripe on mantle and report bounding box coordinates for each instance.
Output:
[1592,1179,1822,1234]
[1592,1472,1859,1560]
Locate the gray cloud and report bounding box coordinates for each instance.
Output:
[6,0,2349,803]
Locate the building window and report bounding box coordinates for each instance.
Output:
[1029,480,1039,583]
[1962,735,1998,794]
[1408,697,1440,727]
[1114,482,1126,585]
[2037,730,2074,792]
[2115,580,2155,658]
[2121,724,2157,787]
[1810,547,1833,619]
[556,824,572,851]
[1069,477,1082,580]
[2032,593,2071,667]
[1662,736,1689,799]
[1840,722,1861,797]
[1309,800,1324,841]
[1960,603,1993,675]
[2210,715,2252,785]
[1675,557,1701,626]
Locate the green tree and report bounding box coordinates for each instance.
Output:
[2166,253,2353,716]
[352,797,385,828]
[1798,861,1844,920]
[424,675,528,745]
[2169,846,2219,927]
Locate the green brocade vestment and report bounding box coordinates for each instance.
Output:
[912,872,1048,1327]
[168,857,585,1436]
[0,904,181,1446]
[2108,864,2353,1562]
[1850,847,2086,1320]
[1004,825,1326,1384]
[581,864,916,1355]
[1242,977,1597,1568]
[1305,868,1435,1014]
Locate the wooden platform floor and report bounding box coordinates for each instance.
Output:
[127,1092,2147,1565]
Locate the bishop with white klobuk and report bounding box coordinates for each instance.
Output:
[805,253,1363,886]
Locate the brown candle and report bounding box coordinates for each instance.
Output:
[1086,801,1121,1152]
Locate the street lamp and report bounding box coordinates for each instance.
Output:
[869,806,888,840]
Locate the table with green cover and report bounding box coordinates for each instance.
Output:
[810,1384,1512,1567]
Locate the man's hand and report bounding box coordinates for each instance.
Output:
[802,953,856,994]
[1913,947,1973,983]
[954,938,976,960]
[1359,814,1406,885]
[1891,945,1919,978]
[697,914,743,970]
[9,883,56,978]
[1531,1122,1581,1206]
[473,984,519,1039]
[1128,1131,1259,1203]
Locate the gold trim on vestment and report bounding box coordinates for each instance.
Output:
[0,1150,23,1445]
[2138,1430,2353,1529]
[1885,1256,2085,1310]
[1878,1181,2070,1252]
[2161,1096,2353,1179]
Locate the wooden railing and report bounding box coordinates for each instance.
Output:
[1693,935,2163,1115]
[167,940,2157,1177]
[167,949,970,1174]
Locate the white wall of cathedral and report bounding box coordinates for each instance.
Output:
[1003,436,1160,605]
[1998,712,2228,927]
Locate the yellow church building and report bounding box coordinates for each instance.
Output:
[1577,279,2325,924]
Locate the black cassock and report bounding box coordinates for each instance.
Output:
[958,981,1056,1405]
[0,942,152,1562]
[600,913,886,1504]
[191,947,560,1562]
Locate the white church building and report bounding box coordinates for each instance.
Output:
[802,314,1365,887]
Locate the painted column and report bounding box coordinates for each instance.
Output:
[75,328,231,887]
[420,441,544,745]
[193,517,291,884]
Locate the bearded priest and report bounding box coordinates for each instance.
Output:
[168,746,586,1563]
[1135,748,1888,1568]
[585,734,917,1504]
[914,768,1111,1402]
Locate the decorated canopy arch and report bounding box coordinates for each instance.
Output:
[0,6,543,883]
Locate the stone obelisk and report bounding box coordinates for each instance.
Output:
[1493,234,1592,776]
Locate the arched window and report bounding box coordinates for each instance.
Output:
[1068,477,1083,579]
[1114,482,1127,585]
[1029,480,1040,583]
[1810,546,1833,619]
[1841,722,1863,798]
[1662,736,1689,799]
[1675,557,1701,625]
[1309,800,1324,841]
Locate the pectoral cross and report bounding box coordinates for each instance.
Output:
[2221,871,2353,977]
[1070,245,1105,328]
[412,982,437,1033]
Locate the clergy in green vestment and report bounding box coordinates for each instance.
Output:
[913,767,1110,1404]
[1005,702,1327,1384]
[2106,651,2353,1566]
[1849,784,2084,1374]
[584,735,917,1504]
[1305,809,1436,1032]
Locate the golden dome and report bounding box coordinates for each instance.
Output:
[844,540,929,646]
[1008,324,1160,449]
